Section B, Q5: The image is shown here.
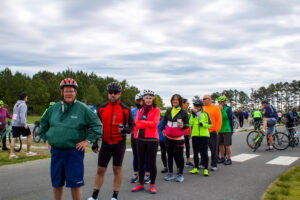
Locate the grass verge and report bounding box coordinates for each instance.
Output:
[264,166,300,200]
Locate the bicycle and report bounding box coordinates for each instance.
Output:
[253,118,262,131]
[32,120,41,143]
[246,125,289,152]
[0,122,22,152]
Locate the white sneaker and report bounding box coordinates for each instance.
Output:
[26,152,37,157]
[87,197,98,200]
[9,154,19,159]
[211,166,218,171]
[111,198,117,200]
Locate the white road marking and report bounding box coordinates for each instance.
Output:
[231,153,260,162]
[266,156,299,166]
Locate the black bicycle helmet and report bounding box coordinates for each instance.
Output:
[261,100,269,104]
[107,82,122,93]
[193,99,203,107]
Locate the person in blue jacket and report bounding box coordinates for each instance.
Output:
[158,110,168,173]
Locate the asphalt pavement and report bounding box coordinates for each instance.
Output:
[0,125,299,200]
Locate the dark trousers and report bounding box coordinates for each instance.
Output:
[239,118,244,128]
[131,135,150,173]
[159,141,167,168]
[208,131,218,167]
[1,128,7,149]
[166,138,184,174]
[192,137,209,169]
[137,140,158,184]
[184,135,191,159]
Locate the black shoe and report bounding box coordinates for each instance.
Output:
[224,159,232,165]
[218,158,225,163]
[161,167,168,173]
[2,147,9,151]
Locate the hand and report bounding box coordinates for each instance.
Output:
[46,141,51,150]
[118,128,124,134]
[24,125,28,129]
[162,130,165,136]
[91,142,99,153]
[76,140,89,151]
[178,123,183,128]
[199,122,203,127]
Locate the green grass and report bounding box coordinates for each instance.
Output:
[27,115,42,124]
[264,166,300,200]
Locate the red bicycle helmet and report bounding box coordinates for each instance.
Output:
[60,78,78,89]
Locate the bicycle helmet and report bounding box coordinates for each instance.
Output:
[107,82,122,93]
[135,93,143,101]
[0,100,4,105]
[261,100,269,104]
[60,78,78,89]
[49,102,55,106]
[217,96,227,102]
[193,99,203,107]
[143,89,155,96]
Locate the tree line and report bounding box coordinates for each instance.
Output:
[0,68,163,114]
[206,80,300,112]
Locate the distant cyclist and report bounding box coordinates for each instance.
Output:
[253,109,263,130]
[0,100,12,151]
[285,107,298,135]
[182,98,193,168]
[261,100,278,151]
[88,82,134,200]
[42,102,55,117]
[40,78,102,200]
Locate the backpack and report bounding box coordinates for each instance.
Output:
[270,105,278,119]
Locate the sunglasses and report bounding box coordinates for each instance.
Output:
[203,98,209,100]
[108,91,120,95]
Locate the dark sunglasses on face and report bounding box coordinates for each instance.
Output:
[203,98,209,100]
[108,91,120,95]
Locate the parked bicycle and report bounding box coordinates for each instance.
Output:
[0,121,22,152]
[286,126,299,147]
[246,125,289,152]
[32,120,41,143]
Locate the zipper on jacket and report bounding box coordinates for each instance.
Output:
[111,103,114,143]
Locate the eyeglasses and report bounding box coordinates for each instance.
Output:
[203,98,209,100]
[108,91,120,95]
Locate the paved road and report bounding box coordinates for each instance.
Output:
[1,128,299,200]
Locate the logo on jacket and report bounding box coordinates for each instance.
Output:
[71,115,78,119]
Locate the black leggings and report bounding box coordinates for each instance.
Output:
[239,118,244,128]
[184,135,190,159]
[166,138,184,174]
[137,140,158,184]
[192,137,209,169]
[159,141,167,168]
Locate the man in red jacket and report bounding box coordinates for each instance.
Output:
[88,82,134,200]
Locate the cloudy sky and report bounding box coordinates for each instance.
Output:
[1,0,300,105]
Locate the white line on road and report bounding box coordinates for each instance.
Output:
[231,153,260,162]
[266,156,299,166]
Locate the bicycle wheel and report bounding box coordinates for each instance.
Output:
[234,121,239,129]
[8,132,22,152]
[272,132,289,151]
[33,126,41,143]
[247,131,263,150]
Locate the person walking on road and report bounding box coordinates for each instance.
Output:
[237,108,244,128]
[39,78,103,200]
[0,100,12,150]
[161,94,189,182]
[10,93,36,159]
[189,100,212,176]
[88,82,134,200]
[217,96,234,165]
[158,110,168,173]
[182,98,193,168]
[131,89,160,194]
[203,95,222,171]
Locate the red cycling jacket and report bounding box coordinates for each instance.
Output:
[98,100,134,144]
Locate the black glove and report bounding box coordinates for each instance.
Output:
[199,122,203,127]
[192,111,196,117]
[91,143,99,153]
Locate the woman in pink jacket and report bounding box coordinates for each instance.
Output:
[132,89,160,194]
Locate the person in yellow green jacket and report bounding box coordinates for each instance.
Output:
[189,99,212,176]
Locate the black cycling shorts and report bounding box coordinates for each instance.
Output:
[218,132,232,146]
[12,127,31,138]
[98,143,126,167]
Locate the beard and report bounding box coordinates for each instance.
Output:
[109,96,120,103]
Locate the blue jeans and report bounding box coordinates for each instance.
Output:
[266,118,277,134]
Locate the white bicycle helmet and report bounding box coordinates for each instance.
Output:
[135,93,143,101]
[143,89,155,96]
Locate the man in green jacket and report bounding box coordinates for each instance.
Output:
[188,100,212,176]
[217,96,234,165]
[253,109,263,130]
[39,78,103,200]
